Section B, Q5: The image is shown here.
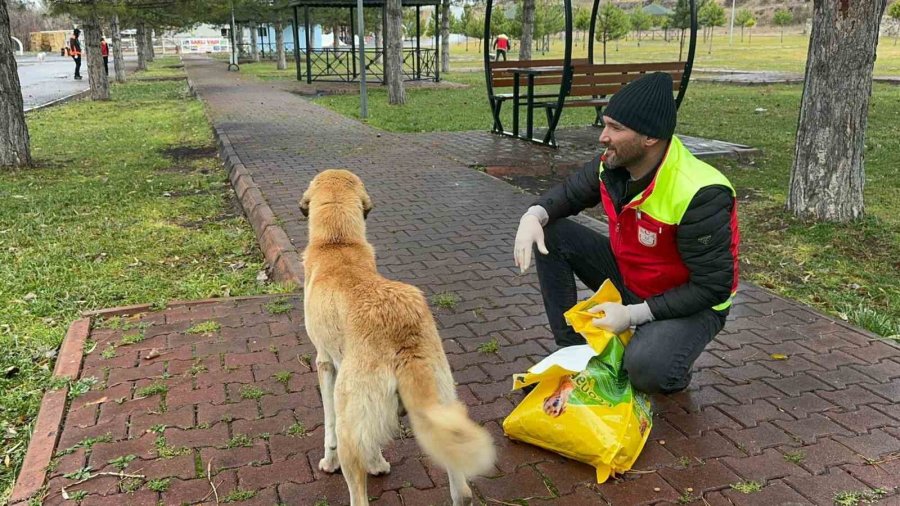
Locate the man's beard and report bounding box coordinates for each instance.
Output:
[603,139,644,171]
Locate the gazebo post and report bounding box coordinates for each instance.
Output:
[416,5,421,80]
[292,6,302,81]
[434,2,440,81]
[304,6,313,83]
[350,6,357,79]
[381,2,388,84]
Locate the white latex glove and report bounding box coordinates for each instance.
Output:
[588,301,655,334]
[513,206,550,273]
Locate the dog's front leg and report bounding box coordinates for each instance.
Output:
[317,356,340,473]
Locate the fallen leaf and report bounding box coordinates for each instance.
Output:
[144,349,160,360]
[770,353,788,360]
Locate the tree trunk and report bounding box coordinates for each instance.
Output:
[111,14,125,82]
[787,0,887,222]
[333,24,341,48]
[0,0,31,167]
[440,0,450,72]
[385,0,406,104]
[275,19,287,70]
[83,11,109,100]
[145,27,154,61]
[521,0,534,60]
[602,39,607,63]
[249,22,260,61]
[375,25,383,63]
[136,22,147,70]
[236,23,246,60]
[679,28,685,60]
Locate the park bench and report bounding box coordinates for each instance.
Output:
[487,58,590,134]
[488,59,686,145]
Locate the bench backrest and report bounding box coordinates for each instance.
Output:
[489,58,590,89]
[567,61,686,97]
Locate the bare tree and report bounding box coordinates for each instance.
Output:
[787,0,888,222]
[82,10,109,100]
[136,20,147,69]
[385,0,406,104]
[1,0,31,167]
[440,0,449,72]
[520,0,534,60]
[110,12,125,82]
[249,21,260,61]
[274,17,286,69]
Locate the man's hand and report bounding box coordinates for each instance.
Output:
[589,302,654,334]
[514,208,549,273]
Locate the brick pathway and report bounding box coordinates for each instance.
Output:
[13,56,899,505]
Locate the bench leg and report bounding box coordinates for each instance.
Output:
[492,100,505,133]
[593,105,605,127]
[543,106,557,146]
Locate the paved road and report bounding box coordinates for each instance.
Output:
[15,55,130,111]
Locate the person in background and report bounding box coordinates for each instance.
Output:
[69,28,82,80]
[100,37,110,75]
[492,34,509,62]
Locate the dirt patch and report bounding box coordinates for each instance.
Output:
[163,64,185,69]
[135,76,188,82]
[161,145,218,161]
[176,190,243,229]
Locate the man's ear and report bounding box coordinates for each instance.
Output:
[299,192,310,217]
[361,192,373,219]
[643,136,661,148]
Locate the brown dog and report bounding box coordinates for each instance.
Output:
[299,170,495,506]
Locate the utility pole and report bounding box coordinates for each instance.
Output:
[729,0,736,45]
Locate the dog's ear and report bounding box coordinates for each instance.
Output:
[361,191,373,219]
[299,192,310,217]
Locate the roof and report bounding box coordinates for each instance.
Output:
[642,3,674,16]
[289,0,440,6]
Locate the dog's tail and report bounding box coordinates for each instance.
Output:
[396,358,495,477]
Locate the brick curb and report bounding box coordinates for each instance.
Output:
[186,74,304,287]
[9,319,90,505]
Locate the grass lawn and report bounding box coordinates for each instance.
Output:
[299,68,900,339]
[0,57,283,502]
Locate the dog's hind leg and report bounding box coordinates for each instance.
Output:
[448,469,474,506]
[316,355,340,473]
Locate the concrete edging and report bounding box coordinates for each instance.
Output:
[24,89,92,114]
[185,74,304,287]
[9,319,91,505]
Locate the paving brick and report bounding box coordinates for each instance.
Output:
[721,480,813,506]
[718,399,795,428]
[163,473,237,505]
[843,459,900,490]
[764,373,835,397]
[720,423,797,455]
[473,466,555,502]
[597,472,681,505]
[783,439,864,475]
[658,458,742,493]
[773,413,854,445]
[785,468,872,505]
[165,424,230,449]
[238,458,314,489]
[200,442,270,472]
[663,432,746,460]
[721,448,811,481]
[826,405,897,433]
[662,406,742,436]
[535,460,597,495]
[834,429,900,461]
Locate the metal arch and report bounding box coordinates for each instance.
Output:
[676,0,698,110]
[483,0,495,124]
[543,0,573,145]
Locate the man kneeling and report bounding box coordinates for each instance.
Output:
[513,72,740,395]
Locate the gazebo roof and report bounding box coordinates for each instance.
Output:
[642,3,674,16]
[289,0,440,6]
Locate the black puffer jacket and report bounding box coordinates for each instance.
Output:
[534,153,737,320]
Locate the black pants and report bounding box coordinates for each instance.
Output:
[495,49,507,61]
[534,218,726,394]
[73,56,81,78]
[103,56,109,75]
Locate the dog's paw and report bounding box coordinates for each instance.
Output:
[452,495,473,506]
[366,456,390,476]
[319,454,340,473]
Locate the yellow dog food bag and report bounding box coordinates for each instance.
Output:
[502,280,653,483]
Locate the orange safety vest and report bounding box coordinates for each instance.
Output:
[69,37,81,57]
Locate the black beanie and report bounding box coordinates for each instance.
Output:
[603,72,677,139]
